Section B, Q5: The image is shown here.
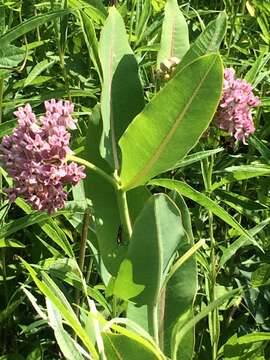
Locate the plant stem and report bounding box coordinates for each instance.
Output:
[148,302,159,346]
[85,256,94,284]
[67,155,119,191]
[50,0,70,100]
[0,78,4,124]
[75,208,90,318]
[201,156,219,360]
[68,155,133,242]
[116,188,132,242]
[226,1,241,57]
[78,208,90,273]
[209,210,219,360]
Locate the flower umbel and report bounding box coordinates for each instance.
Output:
[215,68,260,144]
[0,100,86,214]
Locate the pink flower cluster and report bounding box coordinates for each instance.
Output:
[0,100,86,214]
[215,68,260,144]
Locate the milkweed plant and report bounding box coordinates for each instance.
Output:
[0,1,269,360]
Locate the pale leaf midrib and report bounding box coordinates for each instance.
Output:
[125,57,217,190]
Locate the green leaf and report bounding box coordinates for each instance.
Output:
[2,88,97,112]
[102,333,162,360]
[46,299,85,360]
[114,194,185,305]
[119,53,223,191]
[21,259,99,359]
[68,0,107,23]
[149,179,260,247]
[23,59,55,87]
[157,0,189,69]
[223,334,265,360]
[163,192,197,360]
[238,332,270,344]
[76,9,102,80]
[134,0,152,46]
[219,218,270,268]
[0,211,63,239]
[127,186,152,225]
[0,238,25,248]
[98,7,144,170]
[216,189,268,211]
[172,288,240,360]
[251,263,270,287]
[171,148,223,170]
[0,45,25,68]
[180,11,227,68]
[0,299,22,324]
[212,165,270,190]
[15,198,74,258]
[0,10,70,45]
[26,347,42,360]
[126,304,149,332]
[83,106,126,275]
[245,52,270,85]
[249,135,270,162]
[0,119,17,138]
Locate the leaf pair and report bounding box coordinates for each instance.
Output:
[98,7,224,190]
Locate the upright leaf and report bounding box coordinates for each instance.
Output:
[119,53,223,191]
[114,194,185,305]
[157,0,189,69]
[99,7,144,170]
[83,106,150,276]
[180,11,227,68]
[245,52,270,85]
[83,106,125,275]
[163,192,197,360]
[133,0,153,46]
[46,299,85,360]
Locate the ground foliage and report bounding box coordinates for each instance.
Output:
[0,0,270,359]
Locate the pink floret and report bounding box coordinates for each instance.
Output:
[0,100,85,214]
[215,68,260,144]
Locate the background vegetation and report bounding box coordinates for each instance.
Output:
[0,0,270,359]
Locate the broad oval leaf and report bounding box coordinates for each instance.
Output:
[114,194,185,305]
[157,0,189,69]
[99,7,144,170]
[119,53,223,191]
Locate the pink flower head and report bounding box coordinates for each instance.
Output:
[215,68,260,144]
[0,100,86,214]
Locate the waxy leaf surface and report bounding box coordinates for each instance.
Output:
[119,53,223,190]
[157,0,189,69]
[99,7,144,170]
[114,194,185,305]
